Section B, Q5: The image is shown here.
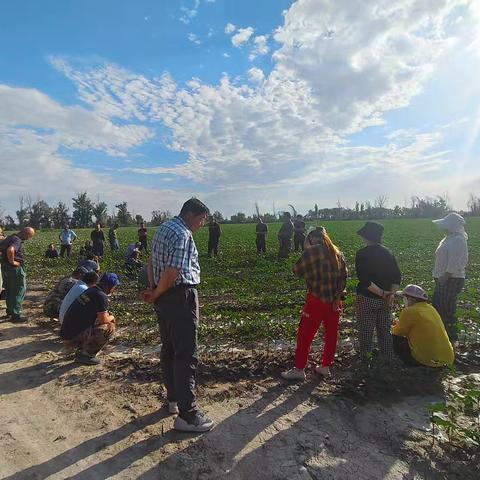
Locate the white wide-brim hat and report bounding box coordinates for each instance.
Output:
[396,284,428,300]
[432,212,465,232]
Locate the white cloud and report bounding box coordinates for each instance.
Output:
[223,52,230,58]
[187,33,201,44]
[224,23,236,34]
[247,67,265,83]
[179,0,200,24]
[2,0,480,216]
[249,35,269,60]
[231,27,254,47]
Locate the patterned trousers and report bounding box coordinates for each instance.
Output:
[355,294,393,360]
[66,323,115,356]
[432,278,464,341]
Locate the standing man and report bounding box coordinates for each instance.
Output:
[142,198,214,433]
[59,225,77,258]
[0,227,35,322]
[293,214,306,252]
[255,217,268,255]
[278,212,294,259]
[138,222,148,253]
[108,223,119,252]
[207,215,221,258]
[91,223,106,258]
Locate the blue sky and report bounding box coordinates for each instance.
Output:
[1,0,479,219]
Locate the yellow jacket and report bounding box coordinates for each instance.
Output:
[392,302,454,367]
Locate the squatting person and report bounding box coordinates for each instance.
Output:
[60,272,120,365]
[392,284,454,367]
[142,198,214,433]
[282,226,348,381]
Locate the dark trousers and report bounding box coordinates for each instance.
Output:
[294,233,305,252]
[3,264,26,318]
[139,238,148,253]
[256,236,266,254]
[208,238,219,257]
[110,239,119,252]
[432,278,464,341]
[393,335,421,367]
[60,244,72,257]
[92,241,104,257]
[154,286,199,419]
[278,237,291,258]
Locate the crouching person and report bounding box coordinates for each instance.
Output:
[60,272,120,365]
[392,284,454,367]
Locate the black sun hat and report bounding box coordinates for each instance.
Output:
[357,221,384,243]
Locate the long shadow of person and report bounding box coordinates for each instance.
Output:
[134,381,318,480]
[2,409,172,480]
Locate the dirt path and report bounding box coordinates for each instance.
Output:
[0,291,475,479]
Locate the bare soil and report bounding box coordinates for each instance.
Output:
[0,285,477,480]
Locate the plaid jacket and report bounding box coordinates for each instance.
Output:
[151,216,200,286]
[293,244,348,303]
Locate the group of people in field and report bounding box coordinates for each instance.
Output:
[0,199,469,434]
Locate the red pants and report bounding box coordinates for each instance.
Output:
[294,293,340,369]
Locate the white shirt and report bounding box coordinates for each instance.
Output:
[433,233,468,279]
[59,281,88,324]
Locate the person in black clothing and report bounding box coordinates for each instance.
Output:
[278,212,294,259]
[293,214,306,252]
[45,243,59,259]
[91,224,106,258]
[138,223,148,253]
[207,216,221,257]
[255,218,268,255]
[355,221,401,363]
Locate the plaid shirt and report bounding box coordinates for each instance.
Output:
[151,216,200,286]
[293,244,348,302]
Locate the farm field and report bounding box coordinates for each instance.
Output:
[19,217,480,349]
[1,217,479,479]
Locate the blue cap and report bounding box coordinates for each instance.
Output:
[99,272,121,289]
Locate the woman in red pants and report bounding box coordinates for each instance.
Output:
[282,226,348,381]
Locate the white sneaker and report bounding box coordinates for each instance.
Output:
[167,402,179,415]
[281,368,306,381]
[174,412,214,433]
[314,365,331,377]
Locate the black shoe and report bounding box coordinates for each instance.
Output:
[11,316,28,323]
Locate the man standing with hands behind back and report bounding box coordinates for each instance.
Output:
[142,198,214,433]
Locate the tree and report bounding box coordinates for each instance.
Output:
[16,195,30,228]
[230,212,246,223]
[135,214,144,225]
[93,201,108,226]
[115,202,133,226]
[467,194,480,215]
[51,202,70,228]
[151,210,171,226]
[213,210,224,222]
[29,200,52,229]
[72,192,94,228]
[4,215,16,230]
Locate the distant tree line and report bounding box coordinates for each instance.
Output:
[0,192,171,230]
[1,192,479,229]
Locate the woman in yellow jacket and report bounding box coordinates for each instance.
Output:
[392,284,454,367]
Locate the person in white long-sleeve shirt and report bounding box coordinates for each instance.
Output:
[432,212,468,341]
